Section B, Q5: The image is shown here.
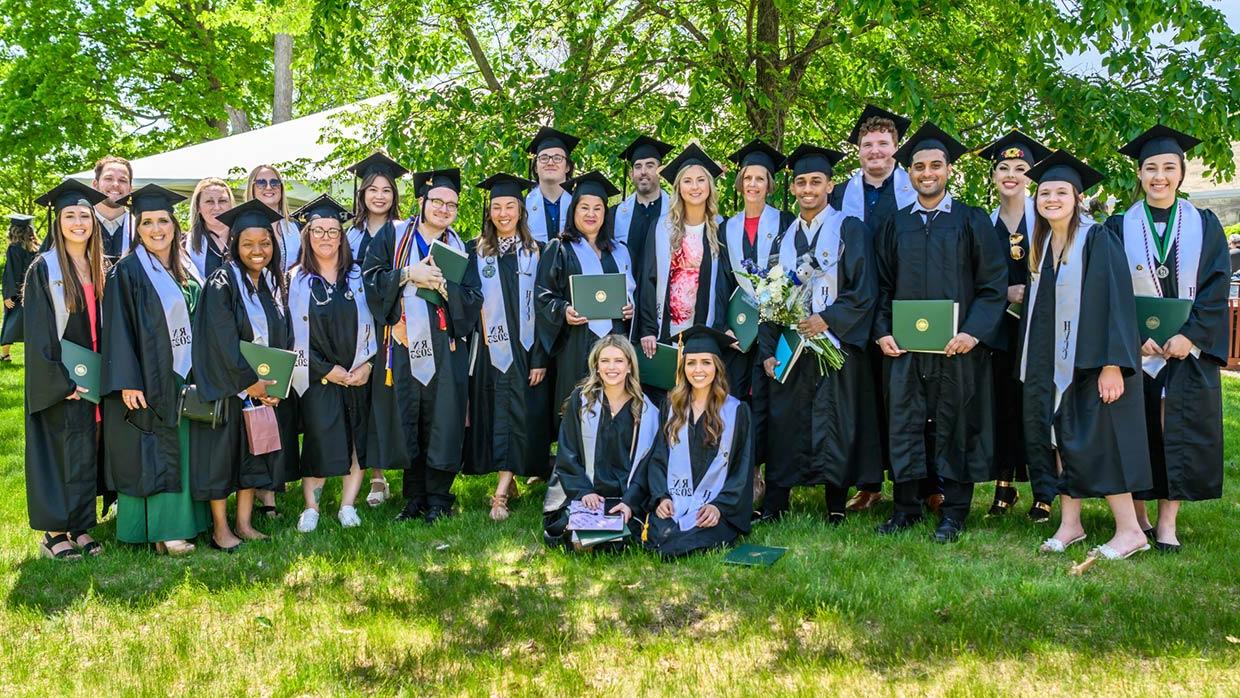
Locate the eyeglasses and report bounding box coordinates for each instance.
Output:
[254,178,283,189]
[310,228,341,239]
[426,198,459,212]
[536,154,567,165]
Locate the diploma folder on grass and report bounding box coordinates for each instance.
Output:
[727,288,760,352]
[239,341,297,399]
[1134,296,1193,346]
[60,339,101,404]
[569,273,627,320]
[416,240,470,306]
[723,544,787,567]
[892,300,959,353]
[634,341,678,390]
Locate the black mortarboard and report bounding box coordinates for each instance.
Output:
[975,130,1052,168]
[290,194,354,226]
[894,122,969,167]
[216,199,284,234]
[527,126,581,155]
[727,139,786,175]
[477,173,536,201]
[121,184,187,220]
[563,171,621,201]
[784,144,845,177]
[412,168,462,197]
[1118,124,1201,164]
[661,143,724,184]
[1025,149,1105,192]
[347,152,409,181]
[8,213,34,224]
[620,135,674,165]
[35,179,108,212]
[847,104,913,145]
[676,324,733,358]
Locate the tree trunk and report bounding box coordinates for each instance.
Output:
[227,106,252,134]
[273,33,294,123]
[749,0,785,147]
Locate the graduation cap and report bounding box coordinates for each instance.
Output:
[847,104,913,146]
[894,122,968,167]
[412,168,462,197]
[1026,149,1104,193]
[527,126,581,155]
[290,194,354,226]
[216,198,283,235]
[661,143,724,184]
[8,213,34,224]
[620,135,674,164]
[975,130,1052,168]
[477,173,536,201]
[563,171,620,201]
[676,324,733,359]
[727,139,785,175]
[785,143,846,177]
[1118,124,1201,164]
[347,151,409,182]
[35,179,108,213]
[121,184,187,220]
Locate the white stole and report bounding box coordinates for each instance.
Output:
[724,204,781,296]
[187,237,211,280]
[231,262,272,347]
[1120,199,1204,376]
[288,266,376,396]
[654,215,719,338]
[612,190,669,245]
[525,189,573,243]
[478,245,538,372]
[570,238,633,338]
[990,196,1037,233]
[778,211,843,348]
[400,226,466,385]
[1019,227,1090,411]
[348,219,407,261]
[137,246,194,379]
[39,250,69,340]
[582,394,660,488]
[277,219,302,273]
[668,395,740,532]
[840,166,916,221]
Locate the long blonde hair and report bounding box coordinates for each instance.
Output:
[572,335,646,422]
[1029,185,1082,272]
[663,353,729,448]
[668,164,722,256]
[47,208,105,312]
[189,177,234,254]
[244,164,290,217]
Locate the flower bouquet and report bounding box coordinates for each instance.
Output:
[736,256,845,373]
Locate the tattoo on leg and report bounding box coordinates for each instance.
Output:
[313,487,323,504]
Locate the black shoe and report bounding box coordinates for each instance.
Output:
[755,508,786,525]
[1027,501,1053,523]
[395,499,427,522]
[423,505,453,524]
[933,517,965,543]
[876,512,923,534]
[987,481,1019,516]
[827,512,846,527]
[1153,541,1181,553]
[208,537,242,553]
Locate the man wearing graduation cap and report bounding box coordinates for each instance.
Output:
[92,155,135,260]
[756,144,881,523]
[872,121,1008,543]
[362,166,483,523]
[346,151,410,267]
[526,127,581,243]
[1105,125,1231,551]
[613,135,673,274]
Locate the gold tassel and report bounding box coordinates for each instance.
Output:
[641,514,649,543]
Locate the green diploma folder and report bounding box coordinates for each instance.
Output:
[569,273,627,320]
[239,341,297,399]
[724,544,787,567]
[61,340,101,404]
[1135,296,1193,345]
[892,300,959,353]
[727,288,759,352]
[572,529,630,550]
[416,239,470,306]
[634,341,678,390]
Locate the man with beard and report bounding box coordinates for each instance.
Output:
[92,155,135,261]
[872,122,1007,543]
[612,135,673,275]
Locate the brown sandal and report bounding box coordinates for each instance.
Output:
[490,493,510,521]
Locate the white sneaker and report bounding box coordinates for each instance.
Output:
[297,508,320,533]
[338,505,361,528]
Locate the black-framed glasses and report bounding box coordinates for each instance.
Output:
[254,178,283,189]
[310,228,341,239]
[536,154,567,165]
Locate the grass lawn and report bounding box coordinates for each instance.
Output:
[0,343,1237,696]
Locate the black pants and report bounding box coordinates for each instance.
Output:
[402,466,457,508]
[894,477,973,520]
[763,483,848,517]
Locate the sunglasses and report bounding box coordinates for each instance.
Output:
[254,178,283,189]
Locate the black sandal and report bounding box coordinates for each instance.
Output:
[1027,500,1053,523]
[40,533,82,560]
[70,531,103,556]
[257,505,279,519]
[987,481,1019,516]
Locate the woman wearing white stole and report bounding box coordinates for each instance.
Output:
[102,185,210,555]
[1018,152,1152,560]
[1104,125,1231,553]
[463,174,552,522]
[644,325,753,558]
[23,180,108,560]
[543,335,658,549]
[287,196,377,533]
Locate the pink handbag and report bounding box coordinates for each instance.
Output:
[242,403,282,456]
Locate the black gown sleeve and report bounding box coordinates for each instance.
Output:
[712,240,734,332]
[1076,225,1142,375]
[709,403,754,533]
[22,260,77,413]
[819,216,877,347]
[636,230,660,338]
[872,216,897,340]
[960,206,1009,346]
[3,246,21,300]
[362,227,404,326]
[553,390,597,501]
[535,240,570,355]
[192,269,259,401]
[1177,209,1231,364]
[446,236,483,340]
[100,263,145,395]
[644,421,671,508]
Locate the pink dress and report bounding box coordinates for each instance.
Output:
[668,225,704,327]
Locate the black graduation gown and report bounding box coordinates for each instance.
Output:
[100,253,195,497]
[829,173,903,236]
[98,213,131,261]
[1103,206,1230,501]
[991,212,1033,479]
[197,237,226,278]
[636,226,734,343]
[22,257,101,532]
[2,243,37,344]
[644,402,754,557]
[873,201,1008,484]
[299,271,373,478]
[1020,225,1152,498]
[543,388,652,542]
[535,239,630,433]
[611,197,664,280]
[189,266,298,499]
[462,240,553,478]
[757,216,881,488]
[362,225,482,476]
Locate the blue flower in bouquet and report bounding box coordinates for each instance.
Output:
[787,270,803,287]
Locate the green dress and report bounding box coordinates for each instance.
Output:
[116,280,211,544]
